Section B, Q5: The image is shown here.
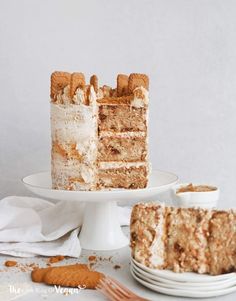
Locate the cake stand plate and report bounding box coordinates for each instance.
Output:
[22,170,178,251]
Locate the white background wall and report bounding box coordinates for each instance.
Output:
[0,0,236,207]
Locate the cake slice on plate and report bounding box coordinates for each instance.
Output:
[130,203,236,275]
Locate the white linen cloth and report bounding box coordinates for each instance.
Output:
[0,196,131,257]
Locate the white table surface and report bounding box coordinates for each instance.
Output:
[0,227,235,301]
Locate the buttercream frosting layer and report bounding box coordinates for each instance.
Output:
[50,90,97,190]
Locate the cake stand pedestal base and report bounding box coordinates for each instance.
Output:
[79,201,128,251]
[22,170,178,251]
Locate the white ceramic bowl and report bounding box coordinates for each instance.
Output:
[171,183,220,209]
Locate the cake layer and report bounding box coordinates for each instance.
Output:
[98,135,147,162]
[209,211,236,275]
[98,105,147,132]
[98,165,148,189]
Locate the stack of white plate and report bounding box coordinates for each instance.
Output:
[131,258,236,298]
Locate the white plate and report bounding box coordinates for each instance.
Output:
[22,170,178,203]
[131,263,236,290]
[130,267,236,298]
[132,258,236,283]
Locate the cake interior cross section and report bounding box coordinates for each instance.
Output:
[50,72,150,191]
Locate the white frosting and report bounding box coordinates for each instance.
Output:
[149,205,165,266]
[56,85,71,104]
[98,161,147,170]
[99,131,146,138]
[131,98,145,108]
[52,158,95,180]
[51,104,97,160]
[131,87,149,108]
[51,105,95,140]
[73,88,85,105]
[51,86,98,190]
[89,85,97,105]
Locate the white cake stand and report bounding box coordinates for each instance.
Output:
[22,170,178,251]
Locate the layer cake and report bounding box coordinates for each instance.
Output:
[50,72,149,190]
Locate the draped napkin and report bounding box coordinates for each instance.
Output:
[0,196,131,257]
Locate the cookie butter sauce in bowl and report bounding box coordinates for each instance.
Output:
[171,183,219,209]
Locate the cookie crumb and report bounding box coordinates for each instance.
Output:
[113,265,121,270]
[27,263,39,270]
[5,260,17,267]
[49,255,65,264]
[88,255,97,262]
[88,255,97,269]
